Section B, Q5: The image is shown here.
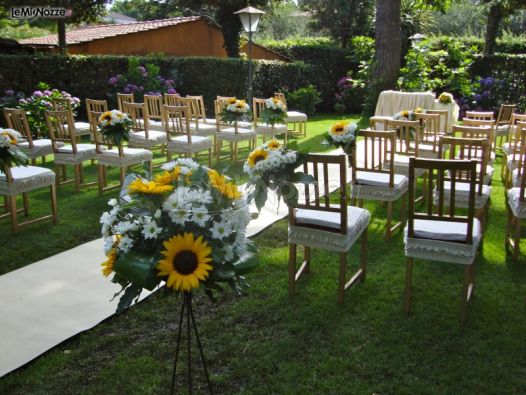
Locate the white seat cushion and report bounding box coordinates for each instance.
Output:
[55,143,98,164]
[255,123,287,136]
[384,155,426,177]
[285,111,307,123]
[508,188,526,218]
[96,147,153,167]
[64,122,91,136]
[217,128,257,142]
[0,165,55,195]
[416,143,438,158]
[147,120,164,131]
[495,124,510,137]
[351,171,408,201]
[503,142,515,155]
[404,219,481,264]
[288,206,370,252]
[434,181,491,209]
[167,135,213,153]
[189,122,217,136]
[18,139,64,158]
[199,118,217,125]
[129,130,167,148]
[511,168,523,187]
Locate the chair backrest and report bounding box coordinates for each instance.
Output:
[3,108,33,147]
[214,99,239,133]
[163,105,191,144]
[465,111,494,121]
[85,99,108,125]
[274,92,287,106]
[186,95,208,120]
[217,95,235,102]
[117,93,134,112]
[289,154,348,235]
[53,97,76,126]
[509,122,526,184]
[452,124,494,159]
[368,116,389,131]
[165,96,200,128]
[426,109,448,134]
[144,94,164,121]
[351,129,396,188]
[407,157,477,244]
[496,104,516,126]
[387,119,420,157]
[45,109,78,153]
[123,102,149,137]
[252,97,267,125]
[89,110,124,155]
[415,112,440,150]
[438,135,487,196]
[164,93,181,106]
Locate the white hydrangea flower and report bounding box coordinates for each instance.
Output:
[118,236,134,253]
[211,221,233,239]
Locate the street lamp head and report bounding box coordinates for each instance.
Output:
[234,6,265,33]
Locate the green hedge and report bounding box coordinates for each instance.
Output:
[0,54,310,120]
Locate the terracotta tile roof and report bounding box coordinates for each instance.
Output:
[19,16,202,46]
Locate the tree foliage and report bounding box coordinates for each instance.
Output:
[111,0,181,21]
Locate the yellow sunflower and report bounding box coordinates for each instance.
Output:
[208,169,242,200]
[401,110,409,118]
[247,148,269,168]
[157,233,213,291]
[414,107,423,113]
[1,132,16,144]
[128,178,174,195]
[101,248,117,277]
[267,140,280,150]
[227,97,237,105]
[98,111,112,124]
[330,121,348,135]
[236,100,246,109]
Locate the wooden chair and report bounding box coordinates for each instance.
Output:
[169,96,217,139]
[503,113,526,155]
[186,95,217,125]
[457,119,495,164]
[386,119,422,176]
[163,93,181,106]
[404,157,480,324]
[4,108,63,165]
[288,154,369,303]
[369,116,391,131]
[495,104,516,140]
[350,129,408,240]
[451,125,494,183]
[214,99,256,162]
[117,93,134,112]
[274,92,307,137]
[164,105,213,167]
[504,122,526,188]
[414,112,441,158]
[0,163,57,234]
[252,97,288,143]
[124,102,167,150]
[427,109,449,135]
[86,98,108,119]
[45,110,98,192]
[506,145,526,259]
[89,111,153,196]
[438,136,491,231]
[465,111,494,121]
[53,97,91,139]
[144,94,165,131]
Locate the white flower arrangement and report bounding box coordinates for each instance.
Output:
[0,128,27,170]
[261,97,287,126]
[221,97,251,123]
[98,109,132,145]
[324,121,358,161]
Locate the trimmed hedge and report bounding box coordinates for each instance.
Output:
[0,54,310,119]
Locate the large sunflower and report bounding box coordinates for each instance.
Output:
[98,111,112,124]
[228,97,237,105]
[208,170,241,200]
[157,233,213,291]
[267,140,280,150]
[247,148,268,168]
[330,121,348,136]
[101,248,117,277]
[128,179,174,195]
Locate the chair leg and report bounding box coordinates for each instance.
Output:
[404,257,414,314]
[208,148,212,168]
[513,216,521,260]
[98,165,104,196]
[62,165,67,182]
[50,184,58,225]
[304,246,310,273]
[385,201,393,241]
[360,228,368,282]
[400,192,407,225]
[9,194,17,235]
[74,165,81,193]
[234,142,238,162]
[338,252,347,304]
[119,166,126,186]
[22,192,29,217]
[288,243,297,297]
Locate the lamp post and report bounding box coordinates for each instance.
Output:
[409,33,427,47]
[234,6,265,106]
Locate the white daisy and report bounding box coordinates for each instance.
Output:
[211,221,233,239]
[167,204,191,225]
[142,220,162,239]
[118,236,134,253]
[108,198,118,207]
[191,206,210,227]
[154,209,162,219]
[104,237,115,255]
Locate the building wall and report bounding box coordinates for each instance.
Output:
[64,20,284,61]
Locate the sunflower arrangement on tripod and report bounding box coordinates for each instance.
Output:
[100,158,258,312]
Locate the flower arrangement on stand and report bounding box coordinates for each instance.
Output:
[392,107,425,121]
[438,92,454,105]
[0,128,27,170]
[324,121,357,166]
[100,158,258,393]
[98,110,132,145]
[220,98,251,124]
[244,140,313,211]
[260,97,287,126]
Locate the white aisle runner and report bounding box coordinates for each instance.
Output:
[0,146,361,377]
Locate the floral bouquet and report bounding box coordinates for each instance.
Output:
[100,158,258,312]
[220,97,251,124]
[244,140,313,211]
[438,92,453,105]
[324,121,357,163]
[260,97,287,126]
[98,110,132,146]
[392,108,425,121]
[0,128,28,170]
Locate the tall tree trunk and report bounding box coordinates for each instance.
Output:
[368,0,401,114]
[57,19,67,55]
[483,3,503,56]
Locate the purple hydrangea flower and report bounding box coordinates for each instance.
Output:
[33,90,43,97]
[18,98,27,104]
[123,86,131,94]
[167,88,177,95]
[484,77,494,87]
[474,94,482,102]
[43,90,52,96]
[482,90,490,98]
[4,89,14,96]
[108,76,118,85]
[138,86,144,92]
[137,66,146,73]
[479,78,485,87]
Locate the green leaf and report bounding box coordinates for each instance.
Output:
[113,251,161,291]
[211,262,236,280]
[254,182,268,212]
[292,172,314,184]
[232,253,260,275]
[116,284,143,314]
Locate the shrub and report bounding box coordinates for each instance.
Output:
[286,85,322,115]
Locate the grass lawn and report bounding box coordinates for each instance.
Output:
[1,113,526,394]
